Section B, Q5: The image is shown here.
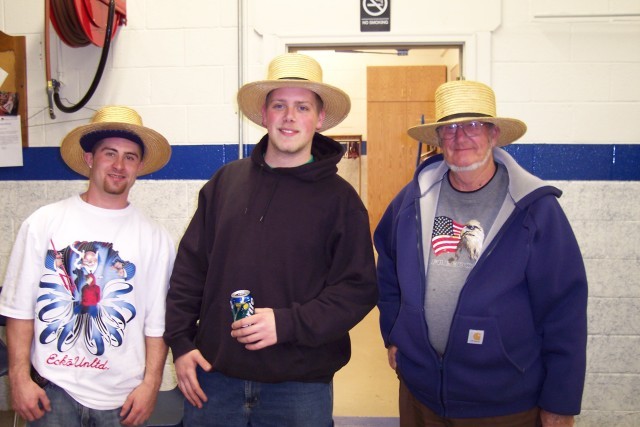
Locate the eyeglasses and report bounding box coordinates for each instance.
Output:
[436,121,492,141]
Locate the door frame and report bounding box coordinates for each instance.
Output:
[270,32,491,83]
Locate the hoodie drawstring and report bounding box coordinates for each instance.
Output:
[259,178,280,223]
[244,165,280,224]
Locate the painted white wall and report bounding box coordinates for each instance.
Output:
[5,0,639,147]
[1,0,640,424]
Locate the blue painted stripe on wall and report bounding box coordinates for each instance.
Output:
[0,144,638,181]
[0,145,246,181]
[502,144,640,181]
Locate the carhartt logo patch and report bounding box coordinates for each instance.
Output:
[467,329,484,345]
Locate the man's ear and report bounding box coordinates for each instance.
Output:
[490,125,501,146]
[83,151,94,170]
[315,109,326,131]
[261,104,267,127]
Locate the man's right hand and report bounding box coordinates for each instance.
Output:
[10,378,50,422]
[6,318,51,421]
[387,345,398,370]
[174,349,213,409]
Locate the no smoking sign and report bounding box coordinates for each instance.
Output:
[360,0,391,32]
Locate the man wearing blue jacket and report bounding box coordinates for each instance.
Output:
[375,80,587,427]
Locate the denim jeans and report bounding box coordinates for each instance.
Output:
[183,369,334,427]
[28,382,127,427]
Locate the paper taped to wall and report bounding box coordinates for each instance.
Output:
[0,115,23,167]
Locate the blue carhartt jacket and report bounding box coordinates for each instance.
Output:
[374,148,587,418]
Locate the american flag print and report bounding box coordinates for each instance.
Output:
[432,216,463,256]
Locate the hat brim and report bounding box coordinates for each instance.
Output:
[60,122,171,177]
[237,80,351,132]
[407,116,527,147]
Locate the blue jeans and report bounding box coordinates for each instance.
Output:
[28,382,127,427]
[184,369,333,427]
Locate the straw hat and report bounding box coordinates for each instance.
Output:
[237,53,351,132]
[407,80,527,147]
[60,106,171,177]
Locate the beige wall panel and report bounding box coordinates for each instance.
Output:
[405,66,444,102]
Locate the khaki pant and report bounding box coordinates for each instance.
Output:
[399,378,542,427]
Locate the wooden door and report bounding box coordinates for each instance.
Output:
[367,66,447,232]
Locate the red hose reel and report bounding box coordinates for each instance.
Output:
[45,0,127,117]
[50,0,126,47]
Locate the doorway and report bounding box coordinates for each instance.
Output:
[284,44,461,419]
[290,45,460,228]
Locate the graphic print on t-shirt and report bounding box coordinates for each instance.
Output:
[432,216,485,262]
[37,240,137,356]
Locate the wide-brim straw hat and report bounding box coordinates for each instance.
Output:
[237,53,351,132]
[407,80,527,147]
[60,106,171,177]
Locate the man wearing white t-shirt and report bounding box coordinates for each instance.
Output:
[0,106,175,426]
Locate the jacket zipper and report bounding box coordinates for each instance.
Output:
[434,209,520,417]
[415,197,448,416]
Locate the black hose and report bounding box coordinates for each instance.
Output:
[52,0,116,113]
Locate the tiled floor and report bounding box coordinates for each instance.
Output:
[335,416,399,427]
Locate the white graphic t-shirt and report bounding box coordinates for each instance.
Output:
[0,195,175,410]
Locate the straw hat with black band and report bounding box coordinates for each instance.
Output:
[237,53,351,132]
[407,80,527,147]
[60,106,171,177]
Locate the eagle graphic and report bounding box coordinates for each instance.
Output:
[449,220,485,262]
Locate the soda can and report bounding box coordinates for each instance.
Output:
[230,290,254,322]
